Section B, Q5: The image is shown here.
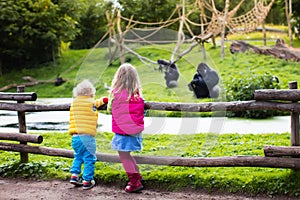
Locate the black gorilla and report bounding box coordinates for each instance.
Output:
[157,59,179,88]
[55,74,65,86]
[188,62,220,98]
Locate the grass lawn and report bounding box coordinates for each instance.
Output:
[1,28,300,197]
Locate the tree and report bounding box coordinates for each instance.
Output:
[118,0,178,26]
[70,0,112,49]
[0,0,80,74]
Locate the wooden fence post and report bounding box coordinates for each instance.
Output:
[17,85,28,162]
[289,81,299,146]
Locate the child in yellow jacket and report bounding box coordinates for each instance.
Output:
[69,79,108,190]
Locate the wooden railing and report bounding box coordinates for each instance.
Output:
[0,82,300,169]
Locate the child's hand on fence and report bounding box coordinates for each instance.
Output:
[96,97,108,110]
[101,97,108,104]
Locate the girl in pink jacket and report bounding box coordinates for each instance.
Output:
[107,63,144,193]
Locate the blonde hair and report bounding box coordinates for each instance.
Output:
[111,63,141,99]
[73,79,96,97]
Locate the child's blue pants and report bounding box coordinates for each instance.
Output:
[70,135,97,181]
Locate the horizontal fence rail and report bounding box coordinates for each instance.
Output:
[0,132,43,144]
[1,142,300,169]
[264,146,300,157]
[0,92,37,101]
[1,100,300,112]
[254,89,300,101]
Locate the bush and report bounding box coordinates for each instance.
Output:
[224,72,281,118]
[0,0,79,72]
[0,161,48,179]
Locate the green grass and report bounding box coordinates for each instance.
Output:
[1,132,300,197]
[0,29,299,102]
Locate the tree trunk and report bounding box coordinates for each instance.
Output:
[117,10,125,64]
[230,40,300,62]
[0,76,67,92]
[171,0,185,62]
[262,21,267,46]
[221,0,230,58]
[0,59,2,76]
[285,0,294,47]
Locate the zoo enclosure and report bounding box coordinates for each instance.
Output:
[0,82,300,169]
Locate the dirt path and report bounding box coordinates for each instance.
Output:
[0,178,297,200]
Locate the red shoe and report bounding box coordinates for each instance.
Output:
[136,173,143,181]
[125,173,144,193]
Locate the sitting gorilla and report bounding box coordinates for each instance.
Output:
[55,74,65,86]
[157,59,179,88]
[188,62,220,98]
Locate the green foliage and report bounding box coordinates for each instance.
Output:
[225,72,281,118]
[0,0,80,73]
[0,161,49,179]
[70,0,111,49]
[119,0,178,24]
[1,0,296,75]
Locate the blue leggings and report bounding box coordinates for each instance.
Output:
[70,135,96,181]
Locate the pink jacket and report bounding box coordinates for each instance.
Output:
[110,89,144,134]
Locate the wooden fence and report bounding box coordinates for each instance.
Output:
[0,82,300,169]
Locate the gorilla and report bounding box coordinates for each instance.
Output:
[55,74,65,86]
[188,62,220,98]
[157,59,179,88]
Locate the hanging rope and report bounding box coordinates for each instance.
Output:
[105,0,275,66]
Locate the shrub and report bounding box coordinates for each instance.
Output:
[224,72,281,118]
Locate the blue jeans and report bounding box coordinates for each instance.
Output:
[70,135,97,181]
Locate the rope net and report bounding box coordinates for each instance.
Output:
[226,1,274,34]
[104,0,274,64]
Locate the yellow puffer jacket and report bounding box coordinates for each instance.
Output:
[69,96,106,136]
